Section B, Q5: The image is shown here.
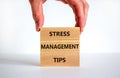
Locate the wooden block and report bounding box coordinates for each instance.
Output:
[40,27,80,41]
[40,27,80,66]
[40,40,80,52]
[40,51,80,66]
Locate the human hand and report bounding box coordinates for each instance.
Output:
[59,0,89,32]
[29,0,89,32]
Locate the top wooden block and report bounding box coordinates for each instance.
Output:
[40,27,80,41]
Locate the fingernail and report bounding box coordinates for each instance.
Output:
[38,27,41,31]
[35,22,41,32]
[36,27,40,32]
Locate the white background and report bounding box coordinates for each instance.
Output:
[0,0,120,54]
[0,0,120,78]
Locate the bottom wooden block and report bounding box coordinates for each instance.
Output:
[40,51,80,66]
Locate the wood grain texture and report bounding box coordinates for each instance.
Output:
[40,27,80,66]
[40,27,80,41]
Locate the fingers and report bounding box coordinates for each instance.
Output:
[70,3,85,32]
[76,5,85,32]
[29,0,45,31]
[29,0,89,33]
[60,0,89,33]
[36,4,44,31]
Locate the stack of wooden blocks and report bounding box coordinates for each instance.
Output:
[40,27,80,66]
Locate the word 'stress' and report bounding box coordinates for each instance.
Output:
[40,27,80,66]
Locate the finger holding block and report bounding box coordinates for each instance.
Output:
[40,27,80,66]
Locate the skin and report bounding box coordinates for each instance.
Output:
[29,0,89,33]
